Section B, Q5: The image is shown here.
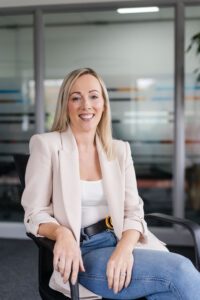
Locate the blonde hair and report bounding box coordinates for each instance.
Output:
[51,67,116,160]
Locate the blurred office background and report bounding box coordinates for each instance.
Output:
[0,0,200,245]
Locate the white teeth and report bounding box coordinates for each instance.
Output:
[79,114,94,119]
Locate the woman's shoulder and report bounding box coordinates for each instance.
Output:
[112,138,127,157]
[113,138,126,146]
[113,137,128,148]
[29,130,61,150]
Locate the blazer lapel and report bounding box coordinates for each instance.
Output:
[58,126,81,242]
[96,135,124,239]
[58,125,124,242]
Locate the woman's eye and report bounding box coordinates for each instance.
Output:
[72,97,80,101]
[91,95,98,99]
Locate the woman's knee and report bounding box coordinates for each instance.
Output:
[165,252,192,278]
[168,253,199,290]
[172,253,194,275]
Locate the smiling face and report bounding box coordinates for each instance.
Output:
[67,74,105,134]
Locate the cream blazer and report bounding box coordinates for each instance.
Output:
[21,124,168,300]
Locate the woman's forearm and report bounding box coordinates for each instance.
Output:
[38,222,74,241]
[116,229,141,252]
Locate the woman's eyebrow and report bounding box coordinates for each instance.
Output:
[70,91,81,96]
[89,89,100,93]
[70,89,100,96]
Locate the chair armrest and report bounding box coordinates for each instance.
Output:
[26,232,79,300]
[145,213,200,271]
[26,232,55,251]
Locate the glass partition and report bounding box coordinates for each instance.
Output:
[0,15,34,222]
[44,7,175,225]
[185,5,200,224]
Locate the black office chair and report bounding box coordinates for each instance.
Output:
[13,154,200,300]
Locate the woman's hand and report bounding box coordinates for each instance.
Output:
[53,226,85,285]
[106,229,141,294]
[106,242,134,294]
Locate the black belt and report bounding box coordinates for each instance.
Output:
[80,216,113,242]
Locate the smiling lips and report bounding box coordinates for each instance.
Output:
[79,113,94,120]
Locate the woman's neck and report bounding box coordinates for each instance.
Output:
[70,124,96,151]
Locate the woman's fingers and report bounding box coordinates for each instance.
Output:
[71,259,80,285]
[107,259,127,293]
[79,254,85,272]
[61,252,83,284]
[53,254,59,271]
[63,257,72,283]
[53,230,82,284]
[58,256,66,277]
[107,255,134,293]
[106,261,114,290]
[113,267,121,294]
[118,269,127,292]
[125,261,133,288]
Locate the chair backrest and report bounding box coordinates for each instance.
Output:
[13,154,30,190]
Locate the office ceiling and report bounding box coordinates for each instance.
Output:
[0,6,199,27]
[0,0,118,8]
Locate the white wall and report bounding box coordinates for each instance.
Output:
[0,17,199,79]
[45,21,174,79]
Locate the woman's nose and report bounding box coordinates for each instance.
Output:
[81,97,91,109]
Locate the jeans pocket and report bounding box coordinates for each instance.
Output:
[107,229,118,244]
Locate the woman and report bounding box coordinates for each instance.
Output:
[21,68,200,300]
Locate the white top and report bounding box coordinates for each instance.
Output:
[80,179,109,227]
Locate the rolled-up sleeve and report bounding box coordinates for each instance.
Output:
[123,141,148,242]
[21,134,59,237]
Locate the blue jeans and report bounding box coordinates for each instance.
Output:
[78,228,200,300]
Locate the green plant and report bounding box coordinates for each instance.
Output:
[187,32,200,82]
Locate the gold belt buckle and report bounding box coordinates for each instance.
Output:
[105,216,113,229]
